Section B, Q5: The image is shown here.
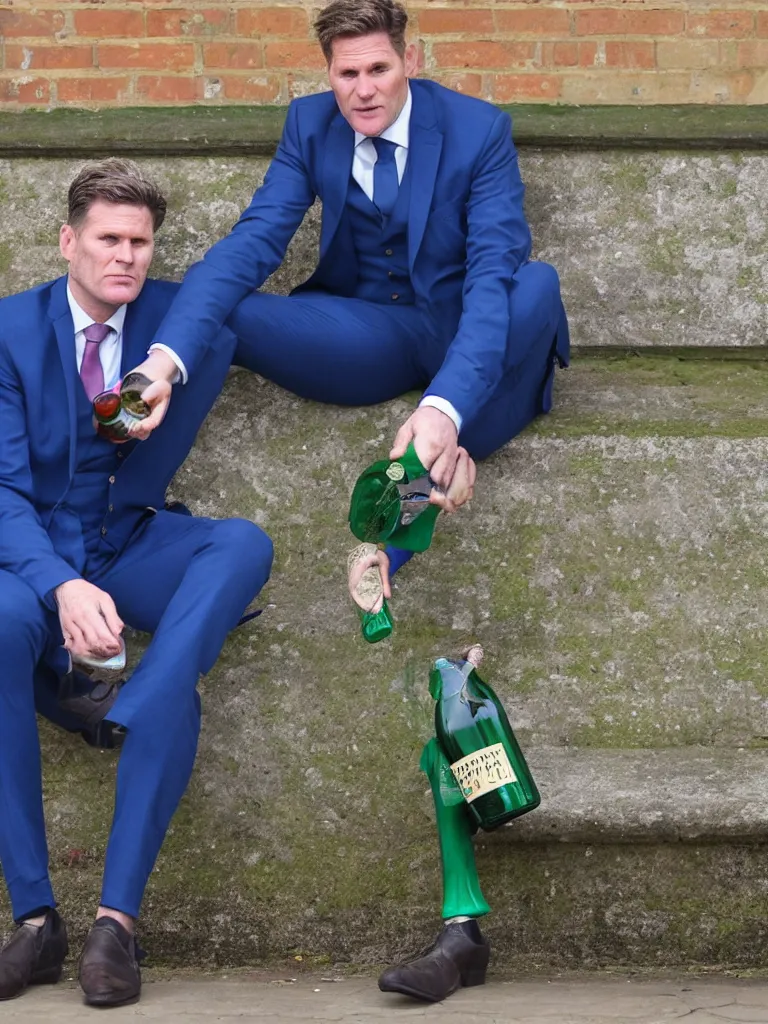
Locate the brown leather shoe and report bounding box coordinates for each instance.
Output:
[78,917,142,1007]
[378,920,490,1002]
[0,909,68,1001]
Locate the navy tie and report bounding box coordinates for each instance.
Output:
[372,137,399,219]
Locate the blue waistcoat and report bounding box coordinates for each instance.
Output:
[64,382,124,570]
[346,161,415,306]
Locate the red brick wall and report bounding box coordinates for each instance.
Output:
[1,2,766,108]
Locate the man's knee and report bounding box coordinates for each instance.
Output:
[211,518,274,582]
[0,572,50,665]
[508,261,563,350]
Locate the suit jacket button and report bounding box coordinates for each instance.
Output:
[108,475,116,484]
[101,526,107,537]
[391,293,399,301]
[385,248,393,256]
[108,504,114,513]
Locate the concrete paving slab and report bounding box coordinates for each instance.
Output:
[8,974,768,1023]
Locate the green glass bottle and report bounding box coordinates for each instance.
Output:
[347,542,393,643]
[358,597,393,644]
[92,371,152,441]
[348,443,440,553]
[430,650,540,831]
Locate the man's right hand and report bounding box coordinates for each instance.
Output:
[54,579,124,661]
[124,349,178,441]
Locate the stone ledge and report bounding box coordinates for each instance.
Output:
[503,748,768,846]
[1,104,767,156]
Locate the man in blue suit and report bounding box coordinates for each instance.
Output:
[132,0,568,999]
[140,0,569,558]
[0,159,273,1007]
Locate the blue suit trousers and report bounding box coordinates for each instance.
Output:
[230,261,566,462]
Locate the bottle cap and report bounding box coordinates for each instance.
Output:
[348,443,440,552]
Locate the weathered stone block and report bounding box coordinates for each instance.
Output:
[1,149,766,347]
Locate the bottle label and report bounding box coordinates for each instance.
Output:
[450,743,517,803]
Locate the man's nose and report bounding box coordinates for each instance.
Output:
[115,241,133,263]
[356,75,375,99]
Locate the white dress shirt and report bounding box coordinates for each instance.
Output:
[68,281,186,386]
[352,86,462,433]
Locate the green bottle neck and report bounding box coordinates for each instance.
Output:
[429,658,474,701]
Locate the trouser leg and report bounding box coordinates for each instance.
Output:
[91,514,273,917]
[459,262,568,462]
[230,292,427,405]
[0,572,59,920]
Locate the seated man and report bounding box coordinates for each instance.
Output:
[136,0,569,552]
[0,159,273,1008]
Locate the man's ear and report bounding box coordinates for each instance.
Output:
[59,223,75,262]
[404,41,420,77]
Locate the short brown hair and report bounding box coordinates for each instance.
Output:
[67,158,167,232]
[314,0,408,62]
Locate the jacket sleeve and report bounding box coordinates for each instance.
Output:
[423,110,532,425]
[152,100,317,376]
[0,336,80,607]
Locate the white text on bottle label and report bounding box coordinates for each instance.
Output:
[450,743,517,803]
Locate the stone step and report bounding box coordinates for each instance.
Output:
[6,354,768,969]
[1,139,767,349]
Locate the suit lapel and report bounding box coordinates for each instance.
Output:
[48,277,80,480]
[320,111,355,259]
[407,82,443,270]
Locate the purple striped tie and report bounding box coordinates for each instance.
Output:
[80,322,111,400]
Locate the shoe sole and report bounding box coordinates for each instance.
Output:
[0,965,63,1001]
[378,967,487,1003]
[82,990,141,1008]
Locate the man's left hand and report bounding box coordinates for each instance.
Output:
[125,350,178,441]
[390,406,459,490]
[429,446,476,513]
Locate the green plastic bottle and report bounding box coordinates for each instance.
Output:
[430,652,540,831]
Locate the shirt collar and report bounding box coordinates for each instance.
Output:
[66,279,127,338]
[354,84,412,150]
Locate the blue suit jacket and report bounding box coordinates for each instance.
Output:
[154,79,534,424]
[0,276,185,607]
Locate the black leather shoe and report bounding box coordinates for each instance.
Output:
[79,917,142,1007]
[378,920,490,1002]
[0,909,68,1001]
[58,670,123,731]
[80,719,127,750]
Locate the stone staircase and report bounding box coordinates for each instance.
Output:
[0,105,767,970]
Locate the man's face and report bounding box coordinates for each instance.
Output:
[328,31,418,137]
[59,200,155,319]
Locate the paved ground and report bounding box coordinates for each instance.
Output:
[8,973,768,1022]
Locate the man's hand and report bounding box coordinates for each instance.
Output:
[429,446,476,514]
[348,544,391,614]
[125,349,178,441]
[55,579,124,662]
[390,406,459,490]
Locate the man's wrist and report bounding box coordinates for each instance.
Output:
[143,347,183,385]
[419,395,462,433]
